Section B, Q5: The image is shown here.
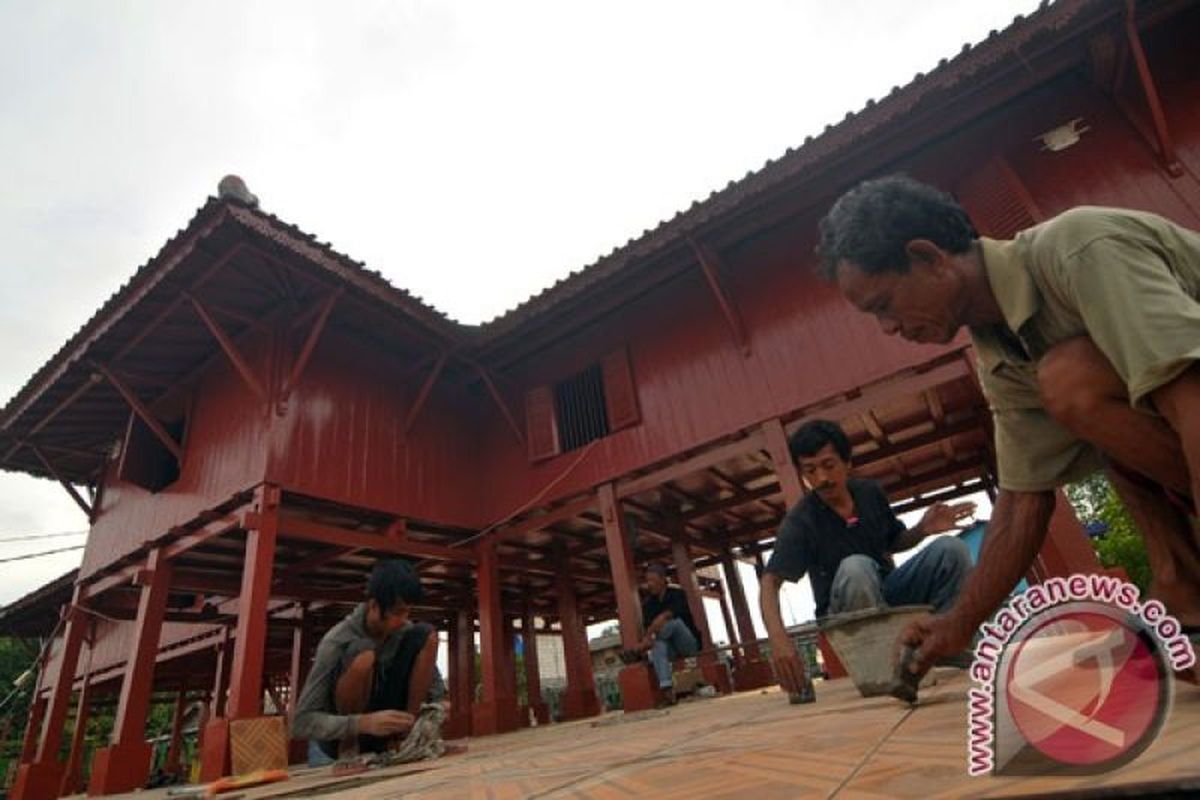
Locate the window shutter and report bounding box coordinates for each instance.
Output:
[955,157,1043,238]
[525,384,560,462]
[601,347,640,432]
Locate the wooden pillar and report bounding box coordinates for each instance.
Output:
[721,549,773,691]
[287,604,313,764]
[521,604,550,724]
[227,486,279,718]
[598,483,657,711]
[18,696,47,765]
[11,588,87,800]
[472,538,519,735]
[444,608,474,739]
[671,536,731,694]
[89,548,173,795]
[717,584,739,651]
[1027,490,1102,581]
[555,548,601,720]
[61,672,93,797]
[201,486,279,780]
[762,418,805,508]
[164,681,188,775]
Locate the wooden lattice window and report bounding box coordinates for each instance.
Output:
[524,347,641,462]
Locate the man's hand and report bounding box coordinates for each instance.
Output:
[356,710,414,737]
[918,501,976,536]
[768,632,809,695]
[897,613,975,677]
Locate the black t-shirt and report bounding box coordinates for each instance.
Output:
[641,586,701,643]
[764,478,905,618]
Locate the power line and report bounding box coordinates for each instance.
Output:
[0,531,86,544]
[0,545,84,564]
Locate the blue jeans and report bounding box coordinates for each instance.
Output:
[649,618,700,688]
[828,537,971,615]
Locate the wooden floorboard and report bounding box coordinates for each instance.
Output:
[85,671,1200,799]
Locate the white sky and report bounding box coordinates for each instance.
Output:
[1,1,1036,608]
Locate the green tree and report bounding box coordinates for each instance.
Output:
[1066,474,1151,593]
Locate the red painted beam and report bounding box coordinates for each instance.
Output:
[186,294,269,404]
[281,288,343,400]
[687,237,751,356]
[404,352,448,435]
[226,488,279,719]
[267,513,477,564]
[94,363,182,461]
[28,445,93,519]
[598,483,643,651]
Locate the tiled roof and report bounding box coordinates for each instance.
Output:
[1,0,1111,433]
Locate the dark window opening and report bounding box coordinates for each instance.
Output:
[554,363,610,452]
[118,411,185,493]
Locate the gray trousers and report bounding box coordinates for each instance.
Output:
[649,618,700,688]
[828,536,971,615]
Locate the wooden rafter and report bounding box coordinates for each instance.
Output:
[93,363,182,461]
[404,352,448,435]
[186,295,269,404]
[1123,0,1182,176]
[1,374,103,463]
[463,359,524,447]
[687,237,751,356]
[29,445,93,519]
[281,288,342,400]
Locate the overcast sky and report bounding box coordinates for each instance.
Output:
[0,1,1031,617]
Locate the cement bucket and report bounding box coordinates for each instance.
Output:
[819,605,932,698]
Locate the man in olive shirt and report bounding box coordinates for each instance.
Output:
[817,175,1200,677]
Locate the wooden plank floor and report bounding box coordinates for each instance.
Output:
[91,672,1200,799]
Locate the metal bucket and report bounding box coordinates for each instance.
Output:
[819,605,932,698]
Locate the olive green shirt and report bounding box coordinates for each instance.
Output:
[971,206,1200,492]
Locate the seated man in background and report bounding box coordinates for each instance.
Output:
[292,559,443,765]
[625,563,702,706]
[760,420,975,702]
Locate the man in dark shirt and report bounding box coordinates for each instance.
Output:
[759,420,975,702]
[626,563,701,705]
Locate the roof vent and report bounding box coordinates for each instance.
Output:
[217,175,259,208]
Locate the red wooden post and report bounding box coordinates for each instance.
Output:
[60,671,92,797]
[521,604,550,724]
[671,536,731,694]
[89,549,173,795]
[201,487,279,780]
[720,549,774,691]
[287,604,313,764]
[472,538,519,735]
[555,551,601,720]
[18,696,47,765]
[501,620,526,728]
[717,584,739,654]
[1026,490,1102,581]
[444,608,474,738]
[227,487,279,718]
[164,681,188,775]
[598,483,657,712]
[762,418,804,507]
[11,588,88,800]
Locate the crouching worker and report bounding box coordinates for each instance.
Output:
[759,420,975,703]
[292,559,443,765]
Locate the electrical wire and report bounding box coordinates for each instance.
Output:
[0,545,84,564]
[0,532,87,544]
[0,531,86,544]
